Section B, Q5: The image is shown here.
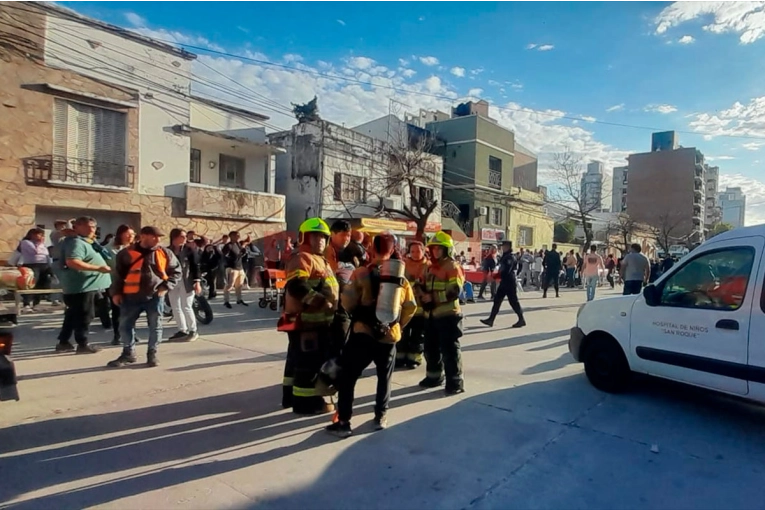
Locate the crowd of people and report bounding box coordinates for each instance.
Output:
[6,215,681,438]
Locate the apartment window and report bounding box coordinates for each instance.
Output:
[190,149,201,183]
[53,98,128,186]
[219,154,245,188]
[488,156,502,189]
[413,185,435,204]
[491,207,503,225]
[518,226,534,247]
[333,173,365,203]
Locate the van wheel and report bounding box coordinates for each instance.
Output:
[583,336,630,393]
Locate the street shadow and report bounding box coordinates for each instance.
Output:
[167,353,284,372]
[521,352,575,375]
[463,303,581,319]
[462,330,569,352]
[526,339,569,352]
[248,375,765,510]
[0,383,434,509]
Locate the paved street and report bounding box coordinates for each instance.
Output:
[2,287,765,510]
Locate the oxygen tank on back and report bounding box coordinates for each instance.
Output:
[376,259,406,324]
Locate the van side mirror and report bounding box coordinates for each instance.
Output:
[643,284,659,307]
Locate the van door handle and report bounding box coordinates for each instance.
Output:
[716,319,739,331]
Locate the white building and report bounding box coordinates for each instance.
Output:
[581,161,612,212]
[1,2,285,253]
[270,118,443,235]
[718,187,747,228]
[705,165,721,229]
[612,166,628,213]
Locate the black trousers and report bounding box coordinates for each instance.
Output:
[423,314,464,390]
[106,289,121,339]
[288,327,330,413]
[337,332,396,422]
[397,315,425,362]
[206,268,218,298]
[478,275,496,299]
[488,282,524,322]
[542,271,560,296]
[58,291,97,346]
[330,309,351,359]
[21,263,52,306]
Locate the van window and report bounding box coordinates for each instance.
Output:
[659,247,754,311]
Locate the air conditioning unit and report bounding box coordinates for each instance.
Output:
[382,198,396,209]
[478,206,488,216]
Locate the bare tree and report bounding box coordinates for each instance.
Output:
[606,213,639,255]
[650,211,693,253]
[548,149,610,250]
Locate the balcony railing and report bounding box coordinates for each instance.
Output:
[488,170,502,189]
[23,155,135,189]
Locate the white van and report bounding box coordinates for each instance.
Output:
[569,225,765,402]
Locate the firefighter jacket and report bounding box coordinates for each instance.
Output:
[341,260,417,344]
[323,242,341,273]
[405,257,430,316]
[284,246,339,329]
[416,256,464,318]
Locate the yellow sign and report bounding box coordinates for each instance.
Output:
[359,218,409,232]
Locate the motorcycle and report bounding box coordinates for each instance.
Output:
[163,279,214,325]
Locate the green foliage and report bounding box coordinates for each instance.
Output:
[709,222,734,238]
[554,220,576,243]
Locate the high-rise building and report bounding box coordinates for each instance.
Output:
[705,166,720,229]
[612,166,628,213]
[718,187,746,228]
[626,132,707,244]
[580,161,612,212]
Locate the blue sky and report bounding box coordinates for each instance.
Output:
[62,1,765,224]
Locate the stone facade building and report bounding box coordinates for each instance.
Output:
[0,2,285,257]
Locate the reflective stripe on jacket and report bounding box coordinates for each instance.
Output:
[284,248,339,328]
[420,257,464,318]
[123,248,168,295]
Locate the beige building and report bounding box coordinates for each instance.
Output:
[626,133,707,245]
[507,187,554,250]
[0,3,285,257]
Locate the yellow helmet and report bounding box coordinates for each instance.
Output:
[426,231,454,249]
[299,217,331,237]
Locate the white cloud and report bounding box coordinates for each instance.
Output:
[418,56,440,66]
[606,103,625,112]
[348,56,375,70]
[655,1,765,44]
[720,173,765,225]
[450,67,466,77]
[689,96,765,138]
[527,43,555,51]
[707,155,736,161]
[581,116,597,123]
[398,58,409,67]
[467,88,483,97]
[236,26,250,34]
[470,68,484,76]
[743,142,764,150]
[678,34,695,44]
[418,16,425,21]
[283,54,303,63]
[124,12,146,28]
[644,104,678,114]
[508,81,524,90]
[400,68,416,78]
[336,19,346,26]
[131,26,225,52]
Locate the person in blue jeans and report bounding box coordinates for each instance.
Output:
[107,226,181,368]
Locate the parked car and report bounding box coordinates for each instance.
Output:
[570,224,765,402]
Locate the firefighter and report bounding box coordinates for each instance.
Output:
[279,218,339,414]
[396,241,430,369]
[416,231,466,395]
[326,233,417,438]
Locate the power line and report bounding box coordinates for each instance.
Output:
[138,38,765,142]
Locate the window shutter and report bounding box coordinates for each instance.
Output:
[53,99,68,158]
[334,173,342,200]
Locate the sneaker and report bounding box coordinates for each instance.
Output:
[111,335,121,346]
[51,300,62,306]
[237,300,249,307]
[480,318,494,328]
[511,319,527,329]
[55,342,75,353]
[22,305,33,314]
[185,330,199,342]
[445,386,465,396]
[76,344,101,354]
[374,414,388,431]
[224,302,232,309]
[107,352,137,367]
[147,350,159,368]
[419,376,445,388]
[169,331,189,341]
[326,421,353,439]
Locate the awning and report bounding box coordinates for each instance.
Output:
[356,218,409,235]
